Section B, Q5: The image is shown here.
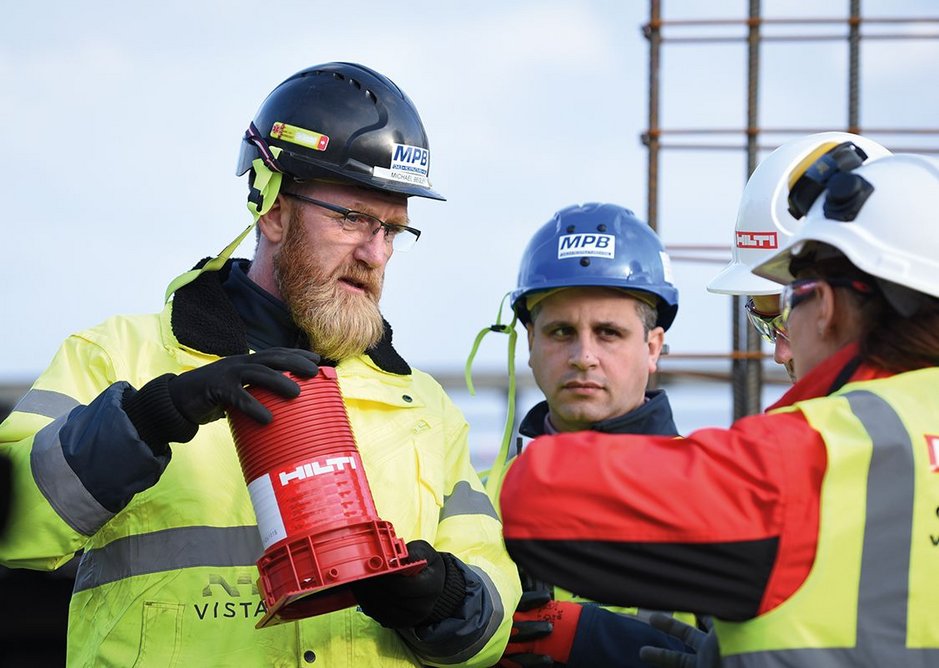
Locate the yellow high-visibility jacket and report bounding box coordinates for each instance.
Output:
[715,369,939,666]
[0,262,519,667]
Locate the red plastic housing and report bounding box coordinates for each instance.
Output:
[228,366,423,628]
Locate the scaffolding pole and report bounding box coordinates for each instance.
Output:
[642,1,939,419]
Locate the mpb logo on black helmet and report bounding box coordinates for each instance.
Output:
[373,142,432,187]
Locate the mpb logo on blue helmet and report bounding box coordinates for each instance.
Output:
[557,233,616,259]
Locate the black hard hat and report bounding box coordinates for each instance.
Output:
[236,62,444,200]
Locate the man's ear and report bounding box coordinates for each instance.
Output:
[646,326,665,373]
[257,195,288,244]
[526,323,536,368]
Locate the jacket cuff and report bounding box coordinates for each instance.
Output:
[424,552,467,624]
[122,373,199,454]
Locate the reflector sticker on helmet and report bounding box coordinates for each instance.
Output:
[372,143,433,187]
[660,251,674,284]
[736,231,778,249]
[557,234,615,259]
[270,122,330,151]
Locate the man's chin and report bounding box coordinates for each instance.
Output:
[551,406,608,431]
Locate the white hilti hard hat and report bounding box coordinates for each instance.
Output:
[707,132,891,296]
[754,153,939,308]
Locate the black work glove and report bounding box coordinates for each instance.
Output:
[124,347,320,452]
[639,613,720,668]
[350,540,467,629]
[167,347,320,424]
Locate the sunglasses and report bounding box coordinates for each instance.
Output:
[745,299,788,344]
[779,277,875,335]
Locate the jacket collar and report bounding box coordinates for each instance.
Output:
[170,257,411,375]
[519,388,679,438]
[766,342,890,411]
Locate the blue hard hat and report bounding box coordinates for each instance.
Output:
[511,203,679,330]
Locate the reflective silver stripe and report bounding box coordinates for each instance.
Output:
[724,391,939,666]
[73,525,263,593]
[13,389,79,419]
[439,480,500,523]
[849,392,914,652]
[31,415,114,536]
[401,564,505,665]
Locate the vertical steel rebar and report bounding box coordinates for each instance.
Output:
[848,0,861,132]
[646,0,662,232]
[732,0,765,420]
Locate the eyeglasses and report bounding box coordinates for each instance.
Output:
[779,277,875,335]
[283,192,421,252]
[745,298,788,344]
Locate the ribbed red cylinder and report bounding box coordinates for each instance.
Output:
[226,365,421,628]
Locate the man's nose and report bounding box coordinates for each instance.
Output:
[354,228,392,268]
[569,338,599,369]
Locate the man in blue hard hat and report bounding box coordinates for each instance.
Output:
[496,203,692,668]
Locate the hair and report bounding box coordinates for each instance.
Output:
[528,290,659,338]
[794,244,939,373]
[634,300,658,337]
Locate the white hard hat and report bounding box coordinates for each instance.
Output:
[753,153,939,303]
[707,132,891,296]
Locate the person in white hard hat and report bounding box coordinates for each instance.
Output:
[632,133,897,668]
[501,151,939,666]
[708,132,891,382]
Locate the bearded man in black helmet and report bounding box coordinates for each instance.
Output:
[0,62,519,667]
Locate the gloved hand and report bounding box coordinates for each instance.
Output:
[498,590,583,667]
[350,540,467,629]
[167,347,320,425]
[639,613,720,668]
[123,347,320,451]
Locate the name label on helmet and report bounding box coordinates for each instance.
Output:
[373,142,432,187]
[736,231,778,249]
[558,234,616,259]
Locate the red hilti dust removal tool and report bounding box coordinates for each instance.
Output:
[228,366,425,629]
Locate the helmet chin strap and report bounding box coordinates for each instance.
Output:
[465,292,520,505]
[164,154,283,303]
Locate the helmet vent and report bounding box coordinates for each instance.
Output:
[597,224,607,232]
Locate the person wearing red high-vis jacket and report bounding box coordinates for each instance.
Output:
[503,152,939,667]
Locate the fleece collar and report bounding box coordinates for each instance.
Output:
[170,257,411,375]
[519,388,679,438]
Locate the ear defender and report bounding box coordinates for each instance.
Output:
[787,142,869,219]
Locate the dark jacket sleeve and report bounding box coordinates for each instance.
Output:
[569,605,688,667]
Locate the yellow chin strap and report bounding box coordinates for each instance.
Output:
[464,292,519,504]
[163,151,284,303]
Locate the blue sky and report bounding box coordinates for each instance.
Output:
[3,1,937,434]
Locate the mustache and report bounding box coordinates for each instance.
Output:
[336,263,382,299]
